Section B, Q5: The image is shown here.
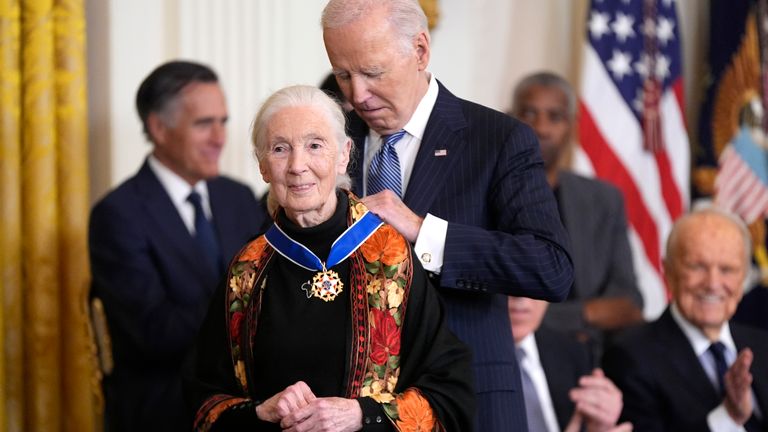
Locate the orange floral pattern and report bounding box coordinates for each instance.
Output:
[395,389,437,432]
[238,236,267,263]
[360,225,408,266]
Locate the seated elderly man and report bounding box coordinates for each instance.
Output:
[508,296,630,432]
[603,206,768,431]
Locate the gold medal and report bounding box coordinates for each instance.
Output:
[310,269,344,302]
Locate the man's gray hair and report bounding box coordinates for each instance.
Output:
[250,84,353,190]
[512,71,577,120]
[321,0,428,54]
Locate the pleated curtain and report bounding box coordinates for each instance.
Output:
[0,0,98,431]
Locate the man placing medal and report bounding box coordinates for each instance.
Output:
[185,85,475,432]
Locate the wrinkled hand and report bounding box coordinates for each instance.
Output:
[566,369,624,432]
[280,397,363,432]
[255,381,316,423]
[724,348,753,425]
[360,190,423,242]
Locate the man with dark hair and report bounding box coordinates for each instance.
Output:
[89,60,267,431]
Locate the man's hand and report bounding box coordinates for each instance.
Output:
[255,381,316,423]
[724,348,753,425]
[280,397,363,432]
[360,190,423,242]
[566,369,625,432]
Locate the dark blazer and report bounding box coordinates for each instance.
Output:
[536,326,591,430]
[89,160,267,432]
[348,81,574,431]
[602,307,768,431]
[545,172,641,343]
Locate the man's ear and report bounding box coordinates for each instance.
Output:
[147,113,167,146]
[414,32,431,71]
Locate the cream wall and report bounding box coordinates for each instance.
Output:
[86,0,708,203]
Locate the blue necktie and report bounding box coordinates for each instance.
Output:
[367,130,406,197]
[516,347,549,432]
[187,191,221,274]
[708,341,728,397]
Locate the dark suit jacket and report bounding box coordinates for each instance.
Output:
[545,172,641,346]
[536,326,591,430]
[348,81,574,431]
[89,160,267,432]
[603,307,768,431]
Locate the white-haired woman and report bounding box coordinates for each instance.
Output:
[186,85,474,432]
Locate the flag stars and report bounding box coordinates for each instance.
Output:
[657,17,675,45]
[589,11,611,40]
[655,55,671,80]
[612,12,636,43]
[607,50,633,80]
[635,53,651,79]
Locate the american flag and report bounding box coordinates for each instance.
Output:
[576,0,690,319]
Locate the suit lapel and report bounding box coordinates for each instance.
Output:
[403,82,468,215]
[136,161,216,283]
[346,81,468,216]
[656,310,722,407]
[536,329,578,430]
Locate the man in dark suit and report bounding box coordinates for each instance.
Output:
[321,2,574,430]
[88,61,267,432]
[603,206,768,431]
[508,296,629,432]
[511,72,643,358]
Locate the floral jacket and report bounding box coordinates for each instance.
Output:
[186,192,475,431]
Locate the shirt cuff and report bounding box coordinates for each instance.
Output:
[707,403,746,432]
[414,213,447,274]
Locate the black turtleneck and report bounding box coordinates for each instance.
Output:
[251,191,350,402]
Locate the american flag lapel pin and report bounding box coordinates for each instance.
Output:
[434,149,447,157]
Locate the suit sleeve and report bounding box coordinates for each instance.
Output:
[89,199,214,362]
[545,185,641,334]
[439,122,573,302]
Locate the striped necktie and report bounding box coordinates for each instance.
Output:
[367,130,406,197]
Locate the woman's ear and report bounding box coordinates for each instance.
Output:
[337,139,352,174]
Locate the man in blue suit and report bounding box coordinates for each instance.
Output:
[88,61,267,432]
[322,1,574,430]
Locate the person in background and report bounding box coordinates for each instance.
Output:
[511,71,643,360]
[603,206,768,431]
[185,84,474,431]
[321,1,574,430]
[508,296,631,432]
[320,72,354,113]
[88,60,267,431]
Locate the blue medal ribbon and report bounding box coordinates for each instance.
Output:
[265,210,383,272]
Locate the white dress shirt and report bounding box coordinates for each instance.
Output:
[671,304,760,432]
[147,155,213,235]
[518,334,562,432]
[362,73,448,273]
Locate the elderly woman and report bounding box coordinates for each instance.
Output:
[185,85,474,432]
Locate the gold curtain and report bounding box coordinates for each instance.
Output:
[0,0,96,431]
